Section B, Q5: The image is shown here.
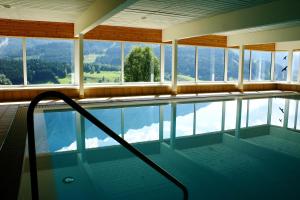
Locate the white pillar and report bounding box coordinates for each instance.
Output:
[75,34,84,98]
[287,50,293,83]
[237,45,245,91]
[171,40,178,94]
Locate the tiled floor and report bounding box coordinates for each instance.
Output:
[0,105,18,149]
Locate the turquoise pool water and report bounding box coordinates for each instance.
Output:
[27,95,300,199]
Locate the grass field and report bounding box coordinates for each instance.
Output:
[177,74,195,82]
[84,71,121,83]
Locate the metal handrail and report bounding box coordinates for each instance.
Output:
[27,91,188,200]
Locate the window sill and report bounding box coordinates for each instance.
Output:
[84,82,171,88]
[0,85,78,91]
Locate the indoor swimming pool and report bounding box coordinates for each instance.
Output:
[19,94,300,200]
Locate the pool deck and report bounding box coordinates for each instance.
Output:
[0,105,18,149]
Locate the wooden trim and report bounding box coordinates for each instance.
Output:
[177,35,227,48]
[229,43,275,51]
[0,18,74,38]
[84,85,171,98]
[0,83,300,102]
[0,88,79,102]
[245,43,275,51]
[243,82,277,91]
[177,84,238,93]
[84,25,162,43]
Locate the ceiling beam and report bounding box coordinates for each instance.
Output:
[162,0,300,42]
[74,0,137,37]
[228,25,300,46]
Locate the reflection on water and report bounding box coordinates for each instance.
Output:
[34,96,300,153]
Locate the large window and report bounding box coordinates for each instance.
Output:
[292,51,300,82]
[275,51,288,81]
[251,51,271,81]
[198,47,225,81]
[0,37,23,85]
[26,38,74,84]
[84,40,121,83]
[227,48,239,81]
[124,42,160,82]
[177,45,195,82]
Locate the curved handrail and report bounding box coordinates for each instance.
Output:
[27,91,188,200]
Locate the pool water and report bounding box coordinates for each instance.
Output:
[21,95,300,199]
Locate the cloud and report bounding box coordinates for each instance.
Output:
[0,38,9,49]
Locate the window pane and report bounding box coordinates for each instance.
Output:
[178,45,195,82]
[248,99,268,126]
[292,52,300,82]
[251,51,271,81]
[225,100,237,130]
[84,40,121,83]
[271,98,285,127]
[85,108,121,148]
[176,104,194,137]
[0,37,23,85]
[243,50,251,81]
[124,42,160,82]
[198,47,224,81]
[275,52,288,81]
[227,48,239,81]
[124,106,159,143]
[26,38,74,84]
[196,102,222,134]
[164,45,172,82]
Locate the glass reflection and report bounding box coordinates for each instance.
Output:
[196,102,222,134]
[271,98,285,127]
[248,99,268,126]
[124,106,159,143]
[85,108,121,149]
[176,104,194,136]
[36,96,300,153]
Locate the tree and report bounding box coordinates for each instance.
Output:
[124,46,160,82]
[0,74,12,85]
